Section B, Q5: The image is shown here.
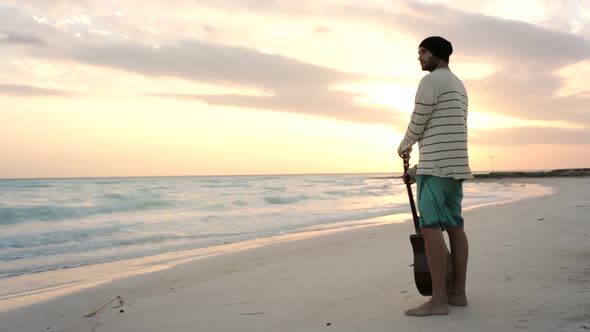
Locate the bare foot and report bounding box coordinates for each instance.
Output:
[404,300,449,317]
[447,292,468,306]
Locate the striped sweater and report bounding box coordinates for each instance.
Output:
[397,68,473,180]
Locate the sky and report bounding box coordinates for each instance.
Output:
[1,0,589,178]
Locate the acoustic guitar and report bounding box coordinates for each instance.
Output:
[402,153,454,296]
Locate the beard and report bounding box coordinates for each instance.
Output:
[421,57,440,72]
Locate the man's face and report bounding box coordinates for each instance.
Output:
[418,47,439,72]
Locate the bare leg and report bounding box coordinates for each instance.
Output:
[447,226,468,306]
[405,227,450,316]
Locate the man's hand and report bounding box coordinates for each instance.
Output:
[398,146,412,158]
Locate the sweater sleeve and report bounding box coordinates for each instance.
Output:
[397,76,436,155]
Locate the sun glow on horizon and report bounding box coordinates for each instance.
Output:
[334,81,417,113]
[1,96,402,178]
[469,112,585,130]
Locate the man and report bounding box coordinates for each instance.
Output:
[397,36,472,316]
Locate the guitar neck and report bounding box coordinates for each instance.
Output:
[402,155,421,233]
[405,182,421,233]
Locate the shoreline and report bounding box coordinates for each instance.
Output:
[0,181,552,312]
[0,214,412,313]
[1,178,589,331]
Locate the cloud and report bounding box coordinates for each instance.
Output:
[575,22,590,38]
[1,3,403,125]
[195,0,297,12]
[3,0,589,132]
[466,70,590,125]
[0,31,46,46]
[66,40,402,124]
[387,1,590,68]
[72,40,354,89]
[147,89,397,125]
[378,1,590,127]
[0,84,68,97]
[0,5,77,50]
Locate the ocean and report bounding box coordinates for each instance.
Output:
[0,174,552,301]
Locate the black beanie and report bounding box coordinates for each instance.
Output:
[419,36,453,62]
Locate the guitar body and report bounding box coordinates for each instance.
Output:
[410,233,455,296]
[410,233,432,296]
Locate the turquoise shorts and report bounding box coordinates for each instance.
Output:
[417,175,465,230]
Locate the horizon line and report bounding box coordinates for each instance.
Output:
[0,167,581,181]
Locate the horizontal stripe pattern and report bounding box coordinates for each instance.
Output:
[398,68,472,179]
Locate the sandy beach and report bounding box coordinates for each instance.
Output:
[1,177,589,332]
